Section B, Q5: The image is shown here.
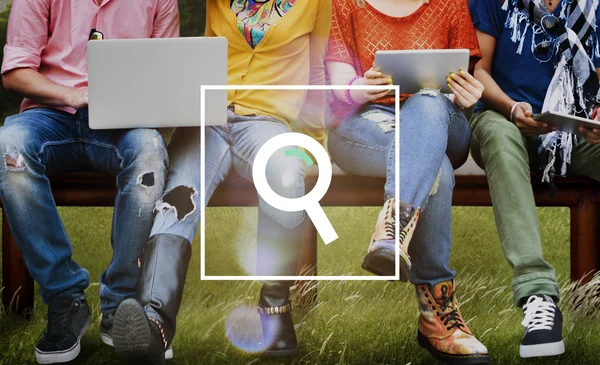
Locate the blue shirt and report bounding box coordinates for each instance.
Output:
[469,0,600,114]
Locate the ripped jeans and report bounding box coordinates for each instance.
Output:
[328,92,471,286]
[0,108,168,313]
[150,110,306,276]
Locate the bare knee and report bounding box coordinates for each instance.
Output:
[3,151,26,172]
[155,185,198,222]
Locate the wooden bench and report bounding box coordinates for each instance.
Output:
[2,161,600,314]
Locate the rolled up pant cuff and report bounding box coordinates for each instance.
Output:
[513,273,560,307]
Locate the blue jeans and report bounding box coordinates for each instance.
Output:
[0,108,168,313]
[328,91,471,285]
[150,110,306,277]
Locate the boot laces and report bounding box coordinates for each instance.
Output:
[384,207,396,240]
[47,301,75,336]
[435,285,465,331]
[384,201,414,242]
[522,296,556,332]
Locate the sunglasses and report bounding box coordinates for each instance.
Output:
[532,15,565,62]
[89,29,104,41]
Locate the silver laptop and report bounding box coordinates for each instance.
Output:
[374,49,470,95]
[88,37,227,129]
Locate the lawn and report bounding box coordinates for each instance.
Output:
[0,206,599,365]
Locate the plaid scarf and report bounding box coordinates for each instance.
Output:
[502,0,600,182]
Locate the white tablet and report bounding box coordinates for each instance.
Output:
[533,111,600,134]
[374,49,470,94]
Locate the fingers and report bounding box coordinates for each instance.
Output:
[364,68,390,83]
[448,78,478,108]
[515,116,547,129]
[364,68,383,79]
[579,127,600,144]
[514,119,554,135]
[449,71,483,99]
[363,68,391,97]
[515,123,554,136]
[515,124,554,136]
[365,89,391,101]
[592,106,600,120]
[364,77,391,96]
[513,107,555,135]
[365,76,391,90]
[514,106,547,129]
[520,103,533,118]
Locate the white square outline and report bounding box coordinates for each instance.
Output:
[200,85,400,281]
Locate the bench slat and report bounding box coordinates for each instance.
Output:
[1,171,599,315]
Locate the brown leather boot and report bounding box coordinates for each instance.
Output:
[416,280,490,364]
[362,197,420,280]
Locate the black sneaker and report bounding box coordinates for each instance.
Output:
[520,295,565,358]
[100,313,115,347]
[35,296,91,364]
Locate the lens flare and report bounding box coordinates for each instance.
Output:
[225,306,274,353]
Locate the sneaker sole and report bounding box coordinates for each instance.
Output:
[362,249,409,281]
[520,340,565,358]
[100,332,113,347]
[102,328,173,360]
[35,315,92,364]
[113,299,165,365]
[417,331,491,365]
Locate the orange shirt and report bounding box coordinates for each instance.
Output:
[326,0,482,107]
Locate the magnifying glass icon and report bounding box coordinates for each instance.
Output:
[252,132,338,245]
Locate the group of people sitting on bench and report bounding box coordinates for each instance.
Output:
[1,0,599,364]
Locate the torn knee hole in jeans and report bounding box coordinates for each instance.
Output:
[138,172,155,187]
[417,88,441,97]
[155,186,197,222]
[137,172,156,195]
[4,152,26,171]
[361,110,395,133]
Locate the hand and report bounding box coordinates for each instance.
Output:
[350,67,392,105]
[512,102,556,136]
[577,106,600,143]
[592,106,600,121]
[65,87,89,110]
[579,126,600,144]
[447,70,484,109]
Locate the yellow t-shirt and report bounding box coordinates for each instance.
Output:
[206,0,331,145]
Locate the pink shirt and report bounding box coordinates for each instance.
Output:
[1,0,180,114]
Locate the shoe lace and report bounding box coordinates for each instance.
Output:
[435,285,466,331]
[522,296,556,332]
[47,303,74,336]
[384,207,396,240]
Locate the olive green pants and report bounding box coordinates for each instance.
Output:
[470,109,600,306]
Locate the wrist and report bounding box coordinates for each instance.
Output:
[500,100,512,119]
[509,102,523,123]
[61,87,76,108]
[344,76,363,107]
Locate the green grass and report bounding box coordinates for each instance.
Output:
[1,206,599,365]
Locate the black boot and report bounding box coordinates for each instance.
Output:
[256,210,304,357]
[113,234,191,365]
[258,282,297,357]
